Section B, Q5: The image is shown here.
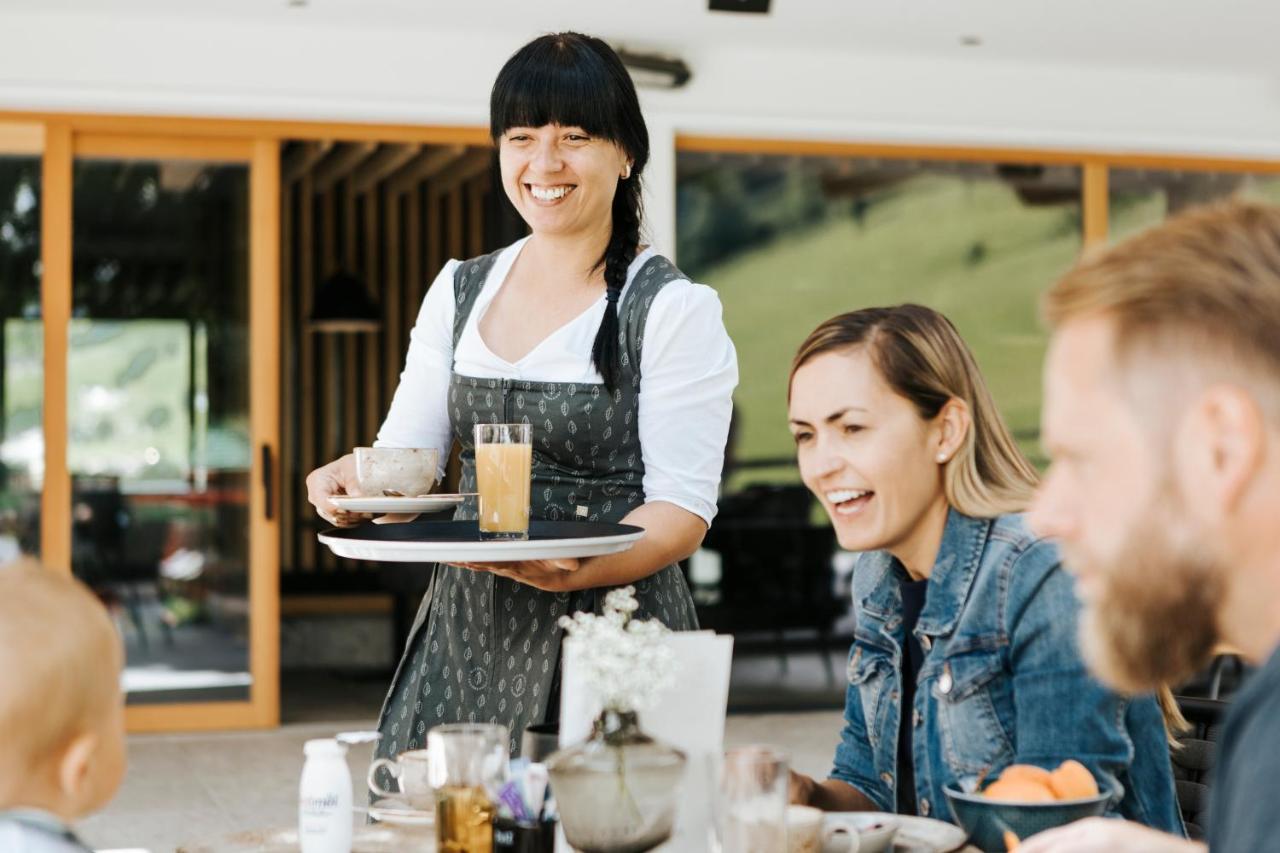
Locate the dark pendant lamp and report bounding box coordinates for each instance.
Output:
[309,271,381,333]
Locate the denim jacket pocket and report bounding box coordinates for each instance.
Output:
[848,644,895,754]
[931,651,1015,775]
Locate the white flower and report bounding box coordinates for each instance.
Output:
[559,586,678,713]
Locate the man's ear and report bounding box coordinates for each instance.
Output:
[1181,385,1265,518]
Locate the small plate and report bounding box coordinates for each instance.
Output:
[319,519,646,563]
[330,494,466,514]
[823,812,969,852]
[368,797,435,827]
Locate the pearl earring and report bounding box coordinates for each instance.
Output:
[622,164,632,179]
[936,453,948,463]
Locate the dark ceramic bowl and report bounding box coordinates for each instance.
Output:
[944,785,1111,851]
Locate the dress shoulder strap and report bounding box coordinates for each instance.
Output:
[616,254,689,386]
[450,248,507,349]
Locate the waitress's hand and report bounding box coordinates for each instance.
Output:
[306,454,371,528]
[450,559,584,592]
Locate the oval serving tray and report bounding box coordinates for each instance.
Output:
[318,519,645,563]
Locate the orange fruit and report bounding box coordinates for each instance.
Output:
[1048,760,1099,800]
[981,776,1056,803]
[996,764,1053,787]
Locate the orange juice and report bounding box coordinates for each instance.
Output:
[436,784,495,852]
[475,441,532,539]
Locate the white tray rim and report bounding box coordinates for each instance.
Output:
[317,527,645,563]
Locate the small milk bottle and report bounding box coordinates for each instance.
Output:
[299,738,353,853]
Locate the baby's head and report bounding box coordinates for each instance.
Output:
[0,561,125,820]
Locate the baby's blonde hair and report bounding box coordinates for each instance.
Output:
[0,562,121,777]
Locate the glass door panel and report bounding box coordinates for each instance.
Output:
[70,155,252,705]
[0,150,42,561]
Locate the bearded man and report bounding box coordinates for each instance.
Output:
[1023,201,1280,853]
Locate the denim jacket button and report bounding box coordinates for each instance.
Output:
[939,664,954,695]
[880,772,894,786]
[920,634,932,651]
[913,708,923,728]
[920,797,931,817]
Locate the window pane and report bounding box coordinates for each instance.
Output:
[71,158,251,705]
[0,154,42,561]
[1110,169,1280,241]
[678,154,1082,485]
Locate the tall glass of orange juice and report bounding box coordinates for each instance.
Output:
[473,423,533,541]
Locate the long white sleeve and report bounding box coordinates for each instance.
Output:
[374,259,459,473]
[636,282,739,525]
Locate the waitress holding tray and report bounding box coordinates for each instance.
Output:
[305,32,737,756]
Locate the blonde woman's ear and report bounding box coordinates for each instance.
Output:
[937,398,972,462]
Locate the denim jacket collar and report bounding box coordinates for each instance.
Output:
[857,508,992,638]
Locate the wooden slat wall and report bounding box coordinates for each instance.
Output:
[281,141,493,573]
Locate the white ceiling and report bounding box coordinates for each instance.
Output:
[6,0,1280,77]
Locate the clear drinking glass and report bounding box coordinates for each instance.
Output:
[473,423,532,541]
[428,723,509,853]
[710,746,790,853]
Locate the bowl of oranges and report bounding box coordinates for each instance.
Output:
[943,760,1110,851]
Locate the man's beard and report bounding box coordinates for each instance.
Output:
[1073,488,1225,694]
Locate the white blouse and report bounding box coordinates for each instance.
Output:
[375,238,739,525]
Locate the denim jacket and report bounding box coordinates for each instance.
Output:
[830,509,1184,834]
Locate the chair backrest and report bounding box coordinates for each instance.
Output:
[1171,695,1228,840]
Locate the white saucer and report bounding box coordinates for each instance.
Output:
[823,812,968,852]
[330,494,466,514]
[367,797,435,827]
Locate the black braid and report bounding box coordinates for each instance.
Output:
[592,175,642,391]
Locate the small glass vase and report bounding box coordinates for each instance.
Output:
[545,709,687,853]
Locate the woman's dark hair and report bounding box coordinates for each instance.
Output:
[490,32,649,391]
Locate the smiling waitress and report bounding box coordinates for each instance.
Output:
[305,32,738,756]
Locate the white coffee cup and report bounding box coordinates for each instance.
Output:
[786,805,860,853]
[354,447,439,497]
[367,748,433,810]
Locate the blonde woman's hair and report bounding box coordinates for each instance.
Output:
[790,304,1038,518]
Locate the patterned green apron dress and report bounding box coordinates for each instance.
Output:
[374,249,700,761]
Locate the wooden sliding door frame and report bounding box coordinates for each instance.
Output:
[39,129,281,731]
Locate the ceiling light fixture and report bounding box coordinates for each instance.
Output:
[309,271,381,333]
[615,47,693,89]
[709,0,771,13]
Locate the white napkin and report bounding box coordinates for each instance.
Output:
[558,630,735,852]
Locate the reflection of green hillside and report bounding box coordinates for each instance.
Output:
[67,320,192,479]
[691,174,1082,483]
[3,319,250,483]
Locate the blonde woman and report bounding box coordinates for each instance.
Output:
[786,305,1183,833]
